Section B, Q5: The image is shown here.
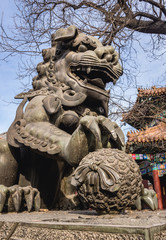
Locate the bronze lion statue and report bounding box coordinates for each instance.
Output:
[0,26,145,213]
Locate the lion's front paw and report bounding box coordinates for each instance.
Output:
[0,185,40,213]
[97,116,125,149]
[80,115,125,150]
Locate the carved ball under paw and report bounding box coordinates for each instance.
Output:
[72,148,142,213]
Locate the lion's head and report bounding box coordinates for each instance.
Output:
[16,26,122,116]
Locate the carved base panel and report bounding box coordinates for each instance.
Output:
[0,222,144,240]
[1,221,166,240]
[154,230,166,240]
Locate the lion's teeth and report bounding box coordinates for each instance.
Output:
[87,67,91,74]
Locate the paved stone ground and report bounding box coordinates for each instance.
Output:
[0,209,166,228]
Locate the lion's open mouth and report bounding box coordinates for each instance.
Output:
[70,64,119,90]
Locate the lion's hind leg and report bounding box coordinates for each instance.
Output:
[0,137,18,211]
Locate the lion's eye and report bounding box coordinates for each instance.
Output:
[98,107,104,114]
[78,44,88,52]
[56,50,61,55]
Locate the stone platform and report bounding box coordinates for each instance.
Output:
[0,209,166,239]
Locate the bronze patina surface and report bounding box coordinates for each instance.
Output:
[0,25,154,213]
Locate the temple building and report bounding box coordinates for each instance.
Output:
[122,86,166,209]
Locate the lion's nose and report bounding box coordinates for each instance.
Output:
[94,46,118,64]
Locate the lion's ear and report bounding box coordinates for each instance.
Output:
[51,25,78,42]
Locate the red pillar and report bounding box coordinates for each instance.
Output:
[153,169,163,210]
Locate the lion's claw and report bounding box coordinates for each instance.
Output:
[79,115,125,151]
[0,185,40,213]
[97,116,125,148]
[80,116,102,149]
[24,186,41,212]
[135,185,158,211]
[9,185,23,212]
[0,185,8,212]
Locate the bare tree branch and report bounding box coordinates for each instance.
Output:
[0,0,165,122]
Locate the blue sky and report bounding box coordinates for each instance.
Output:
[0,0,165,135]
[0,0,40,133]
[0,0,19,133]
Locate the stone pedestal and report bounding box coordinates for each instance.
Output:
[1,210,166,240]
